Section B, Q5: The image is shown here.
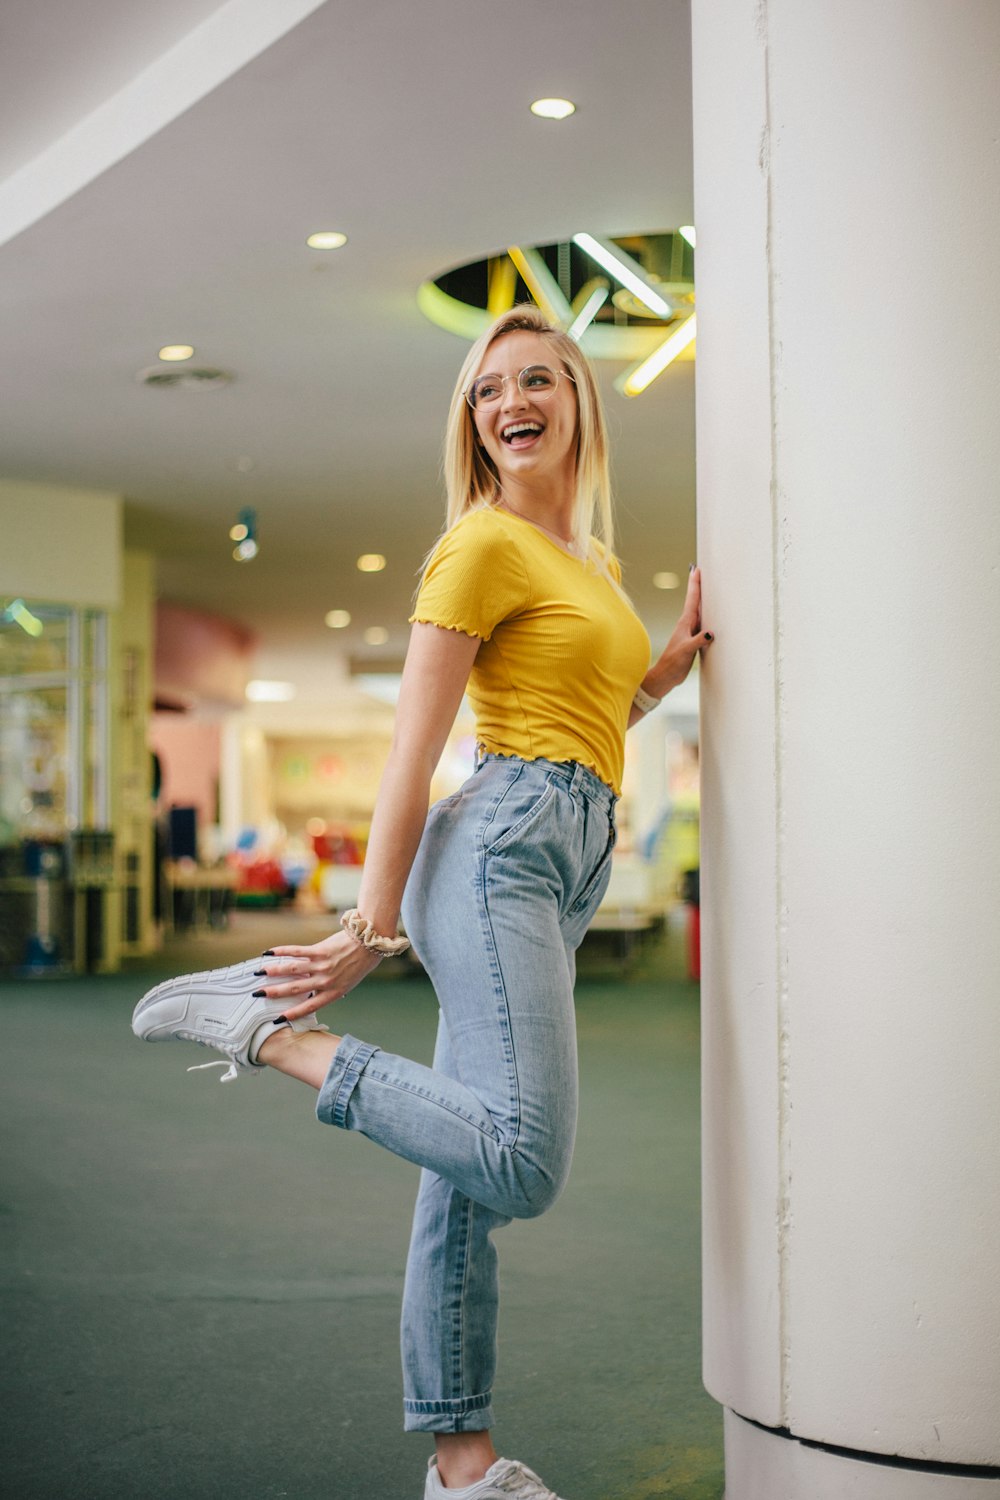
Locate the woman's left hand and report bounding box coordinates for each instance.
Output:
[649,565,714,695]
[253,930,384,1020]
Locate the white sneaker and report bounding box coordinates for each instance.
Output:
[131,957,326,1082]
[424,1456,566,1499]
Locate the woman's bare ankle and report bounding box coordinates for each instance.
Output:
[257,1026,341,1088]
[434,1430,497,1488]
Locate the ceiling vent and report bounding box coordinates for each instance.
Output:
[135,366,233,389]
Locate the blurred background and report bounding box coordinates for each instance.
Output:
[0,0,703,987]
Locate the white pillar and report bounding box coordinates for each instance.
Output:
[690,3,1000,1495]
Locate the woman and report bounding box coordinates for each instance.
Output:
[134,305,712,1499]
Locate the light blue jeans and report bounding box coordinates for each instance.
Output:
[316,755,617,1432]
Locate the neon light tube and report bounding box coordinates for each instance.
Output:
[619,314,697,396]
[572,233,673,318]
[567,285,609,342]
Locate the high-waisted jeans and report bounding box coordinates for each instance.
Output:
[315,754,617,1432]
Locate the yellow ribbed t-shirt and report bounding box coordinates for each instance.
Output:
[410,506,651,795]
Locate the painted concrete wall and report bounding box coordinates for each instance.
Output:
[0,477,122,607]
[692,0,1000,1484]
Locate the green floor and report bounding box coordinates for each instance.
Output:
[0,917,723,1499]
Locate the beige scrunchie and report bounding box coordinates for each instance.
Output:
[340,908,411,957]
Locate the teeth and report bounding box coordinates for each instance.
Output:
[503,423,542,439]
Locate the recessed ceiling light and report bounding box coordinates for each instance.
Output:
[325,609,351,629]
[364,626,389,646]
[246,680,295,702]
[530,98,575,120]
[356,554,386,573]
[306,231,348,250]
[158,344,194,361]
[229,523,249,541]
[653,571,680,590]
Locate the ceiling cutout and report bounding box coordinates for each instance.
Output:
[418,230,696,395]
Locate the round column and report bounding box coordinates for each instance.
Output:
[690,3,1000,1495]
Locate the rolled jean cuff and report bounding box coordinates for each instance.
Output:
[316,1033,380,1129]
[403,1391,494,1434]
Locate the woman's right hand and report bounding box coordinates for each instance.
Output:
[254,930,384,1020]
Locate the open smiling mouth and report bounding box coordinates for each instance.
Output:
[501,421,544,448]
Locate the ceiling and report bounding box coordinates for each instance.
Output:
[0,0,695,695]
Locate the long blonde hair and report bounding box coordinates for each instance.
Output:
[440,305,616,572]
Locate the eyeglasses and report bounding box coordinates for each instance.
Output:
[464,364,576,411]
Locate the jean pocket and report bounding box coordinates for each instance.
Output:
[484,776,556,855]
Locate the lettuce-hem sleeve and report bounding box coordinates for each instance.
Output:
[409,510,531,642]
[407,615,487,640]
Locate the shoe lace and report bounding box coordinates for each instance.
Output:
[187,1059,240,1084]
[182,1018,330,1085]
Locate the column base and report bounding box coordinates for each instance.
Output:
[723,1411,1000,1500]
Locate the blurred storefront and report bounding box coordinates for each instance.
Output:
[1,481,154,973]
[2,477,701,974]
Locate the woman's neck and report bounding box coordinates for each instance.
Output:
[494,479,576,547]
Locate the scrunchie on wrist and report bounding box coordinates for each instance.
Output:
[340,908,411,957]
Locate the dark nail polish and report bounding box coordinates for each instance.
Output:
[705,632,714,642]
[252,990,266,998]
[689,562,696,572]
[253,970,266,977]
[262,949,275,956]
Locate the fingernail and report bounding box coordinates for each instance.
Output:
[261,949,275,956]
[252,990,266,998]
[689,562,695,572]
[253,970,266,977]
[705,632,714,642]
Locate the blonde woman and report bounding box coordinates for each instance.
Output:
[134,305,712,1499]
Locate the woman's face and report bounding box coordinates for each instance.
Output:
[469,330,579,491]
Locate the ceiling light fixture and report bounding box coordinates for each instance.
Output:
[530,98,575,119]
[572,234,673,319]
[158,344,194,361]
[418,231,696,389]
[356,554,386,573]
[306,231,348,250]
[566,283,610,342]
[618,314,697,397]
[364,626,389,646]
[246,680,296,702]
[507,245,573,328]
[325,609,351,629]
[231,507,258,561]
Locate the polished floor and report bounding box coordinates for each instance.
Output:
[1,914,723,1499]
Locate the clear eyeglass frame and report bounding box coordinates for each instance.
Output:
[464,364,576,411]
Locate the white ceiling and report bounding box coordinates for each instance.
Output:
[1,0,696,683]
